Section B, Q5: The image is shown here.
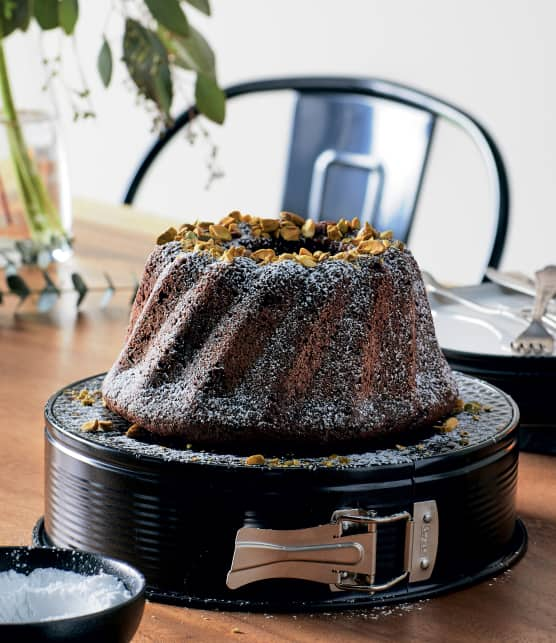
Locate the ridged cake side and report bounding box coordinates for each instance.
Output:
[102,242,457,443]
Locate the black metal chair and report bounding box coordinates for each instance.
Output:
[123,77,509,272]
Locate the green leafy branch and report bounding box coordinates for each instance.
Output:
[117,1,225,126]
[2,0,225,126]
[0,0,224,257]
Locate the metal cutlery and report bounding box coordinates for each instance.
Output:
[421,271,556,331]
[486,267,556,315]
[511,266,556,356]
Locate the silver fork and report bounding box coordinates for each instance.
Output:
[511,265,556,355]
[422,271,556,331]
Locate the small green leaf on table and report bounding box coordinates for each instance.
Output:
[34,0,59,30]
[71,272,88,308]
[100,272,115,308]
[97,37,112,88]
[195,73,225,124]
[58,0,78,35]
[6,274,31,306]
[37,271,61,313]
[144,0,189,37]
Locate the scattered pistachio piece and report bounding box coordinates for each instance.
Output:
[252,248,276,262]
[81,419,99,433]
[337,218,350,235]
[280,211,305,226]
[246,454,265,466]
[301,219,315,237]
[464,401,483,414]
[260,218,280,233]
[126,423,143,438]
[280,224,301,242]
[296,255,317,268]
[453,398,465,413]
[209,224,232,241]
[156,227,178,245]
[358,239,386,255]
[438,417,459,433]
[326,224,342,241]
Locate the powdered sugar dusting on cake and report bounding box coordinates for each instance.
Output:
[102,235,457,444]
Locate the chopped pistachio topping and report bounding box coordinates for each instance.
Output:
[155,210,406,267]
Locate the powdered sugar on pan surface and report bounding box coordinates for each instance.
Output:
[48,372,516,469]
[0,568,131,623]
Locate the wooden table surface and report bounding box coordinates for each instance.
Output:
[1,204,555,642]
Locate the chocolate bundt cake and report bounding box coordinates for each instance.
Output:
[102,211,458,444]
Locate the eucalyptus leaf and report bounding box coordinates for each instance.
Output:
[37,289,58,312]
[195,73,226,124]
[58,0,78,35]
[6,274,30,305]
[144,0,189,37]
[37,272,60,313]
[42,271,61,294]
[97,38,112,88]
[100,272,115,308]
[159,24,215,78]
[0,0,32,37]
[34,0,59,30]
[185,0,211,16]
[123,19,173,119]
[71,272,88,308]
[0,250,16,273]
[15,240,37,265]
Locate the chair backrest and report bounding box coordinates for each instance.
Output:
[123,77,509,272]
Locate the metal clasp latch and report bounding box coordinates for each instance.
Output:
[226,500,438,593]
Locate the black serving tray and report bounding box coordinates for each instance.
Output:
[431,282,556,455]
[37,372,527,612]
[444,348,556,455]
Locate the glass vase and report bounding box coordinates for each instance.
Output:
[0,109,72,266]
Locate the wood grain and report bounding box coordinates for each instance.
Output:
[1,207,555,642]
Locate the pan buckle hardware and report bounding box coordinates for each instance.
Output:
[226,500,438,593]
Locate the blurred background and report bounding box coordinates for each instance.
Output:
[5,0,554,283]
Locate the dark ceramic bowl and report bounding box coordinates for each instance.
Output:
[0,547,145,642]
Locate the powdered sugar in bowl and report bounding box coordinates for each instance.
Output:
[0,547,145,642]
